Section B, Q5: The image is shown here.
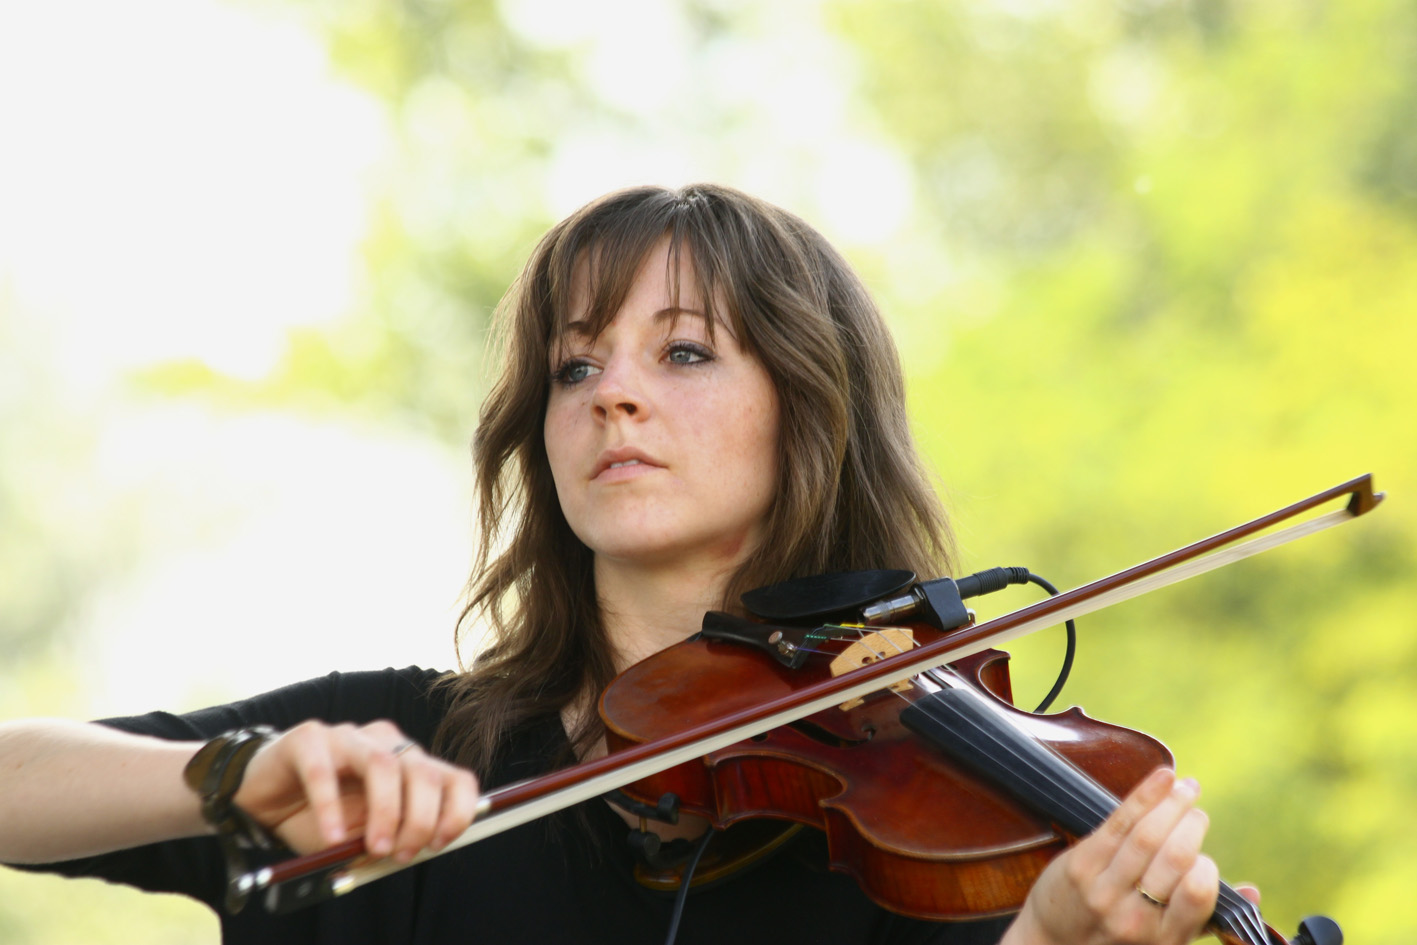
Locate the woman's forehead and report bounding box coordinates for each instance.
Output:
[553,235,723,339]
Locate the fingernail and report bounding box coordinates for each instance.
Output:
[1174,777,1199,799]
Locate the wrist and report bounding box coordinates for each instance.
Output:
[183,726,275,832]
[182,726,289,913]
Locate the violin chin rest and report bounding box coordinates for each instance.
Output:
[741,569,915,621]
[1292,915,1342,945]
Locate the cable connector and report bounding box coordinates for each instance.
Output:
[954,567,1032,600]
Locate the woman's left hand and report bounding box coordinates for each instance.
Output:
[1001,766,1243,945]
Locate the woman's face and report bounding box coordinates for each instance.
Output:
[543,238,780,577]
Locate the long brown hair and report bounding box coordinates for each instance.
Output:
[434,184,954,776]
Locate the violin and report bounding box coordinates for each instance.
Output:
[604,626,1171,919]
[605,614,1321,945]
[243,475,1382,945]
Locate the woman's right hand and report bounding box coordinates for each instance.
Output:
[233,720,480,862]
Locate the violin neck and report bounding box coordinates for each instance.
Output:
[899,674,1280,945]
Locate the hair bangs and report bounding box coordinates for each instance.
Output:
[541,190,751,359]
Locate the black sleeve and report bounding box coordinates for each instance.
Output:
[10,665,451,911]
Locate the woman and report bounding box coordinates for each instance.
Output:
[0,184,1226,944]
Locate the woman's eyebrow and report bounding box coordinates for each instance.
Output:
[556,306,732,340]
[659,306,740,342]
[653,306,708,323]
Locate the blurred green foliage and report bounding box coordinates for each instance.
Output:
[3,0,1413,942]
[844,3,1417,942]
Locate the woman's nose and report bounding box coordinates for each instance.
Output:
[590,354,647,420]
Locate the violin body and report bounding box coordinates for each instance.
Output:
[601,626,1173,920]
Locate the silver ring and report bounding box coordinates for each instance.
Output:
[391,740,417,757]
[1136,885,1169,908]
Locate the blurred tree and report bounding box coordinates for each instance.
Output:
[831,2,1417,942]
[4,0,1413,942]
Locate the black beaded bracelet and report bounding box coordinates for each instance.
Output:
[183,726,288,912]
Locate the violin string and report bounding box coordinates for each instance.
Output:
[841,629,1267,945]
[1213,883,1267,944]
[926,662,1115,816]
[921,666,1120,828]
[844,631,1113,825]
[803,625,892,658]
[811,626,912,664]
[1221,900,1263,944]
[792,645,844,657]
[841,635,1164,843]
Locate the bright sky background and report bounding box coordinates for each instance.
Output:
[0,0,464,714]
[0,0,386,383]
[0,0,921,716]
[496,0,916,240]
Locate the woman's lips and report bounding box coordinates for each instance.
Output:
[592,451,663,482]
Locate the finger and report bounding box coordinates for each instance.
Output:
[1102,774,1201,894]
[431,768,480,851]
[285,723,351,846]
[1129,783,1210,904]
[1157,853,1220,945]
[391,751,442,862]
[1234,883,1261,905]
[1068,767,1176,882]
[358,735,411,857]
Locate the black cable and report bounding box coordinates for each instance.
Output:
[951,566,1075,714]
[1022,571,1075,714]
[661,827,715,945]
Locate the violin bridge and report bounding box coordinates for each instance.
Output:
[830,627,916,710]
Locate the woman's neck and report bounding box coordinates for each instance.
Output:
[592,556,737,673]
[566,556,739,849]
[560,557,731,768]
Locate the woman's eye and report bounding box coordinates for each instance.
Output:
[667,343,713,365]
[552,359,600,386]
